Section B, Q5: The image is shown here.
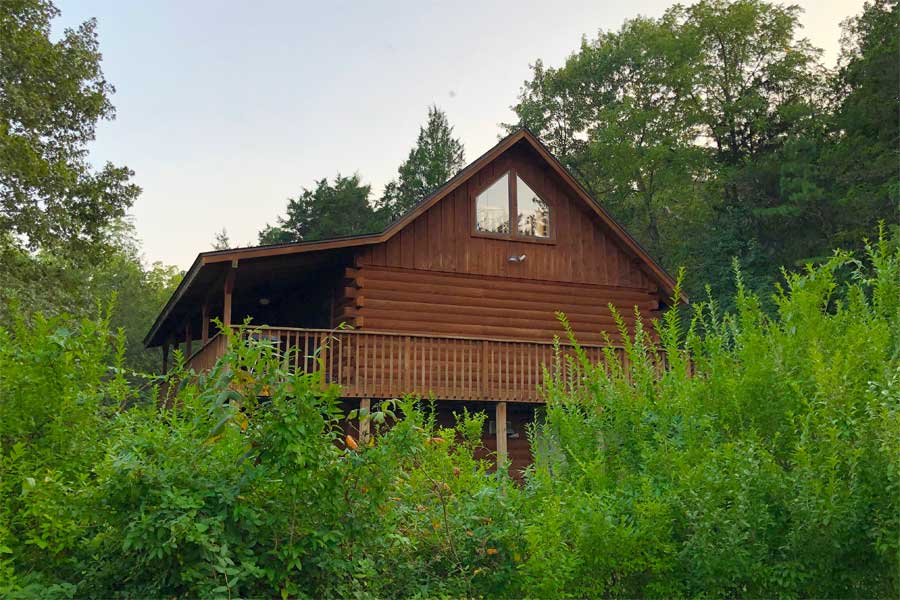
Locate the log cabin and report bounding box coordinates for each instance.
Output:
[144,128,684,475]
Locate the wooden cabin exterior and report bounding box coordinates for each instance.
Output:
[144,129,683,474]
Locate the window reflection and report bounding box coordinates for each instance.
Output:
[475,173,510,233]
[516,176,550,238]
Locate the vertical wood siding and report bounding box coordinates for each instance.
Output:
[355,145,658,289]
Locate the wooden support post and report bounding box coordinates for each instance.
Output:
[201,302,209,345]
[184,322,192,358]
[359,398,371,445]
[496,402,507,468]
[319,335,328,388]
[480,341,489,397]
[161,342,169,374]
[404,336,411,390]
[223,260,237,330]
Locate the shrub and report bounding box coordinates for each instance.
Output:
[0,233,897,597]
[524,234,899,597]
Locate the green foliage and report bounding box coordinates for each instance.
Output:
[0,0,140,256]
[258,173,384,244]
[0,319,517,597]
[259,106,465,244]
[823,0,899,247]
[2,234,897,597]
[0,221,182,373]
[377,105,466,222]
[0,1,177,375]
[524,234,900,597]
[510,0,899,311]
[0,309,125,596]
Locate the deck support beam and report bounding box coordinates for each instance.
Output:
[161,342,169,374]
[495,402,507,467]
[359,398,371,444]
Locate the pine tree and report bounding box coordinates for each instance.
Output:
[378,106,465,221]
[212,228,232,250]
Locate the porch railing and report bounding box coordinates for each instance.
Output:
[186,326,626,403]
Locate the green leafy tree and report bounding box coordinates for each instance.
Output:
[0,221,181,372]
[825,0,899,243]
[682,0,823,164]
[680,0,832,301]
[259,174,382,244]
[510,14,709,259]
[0,0,167,364]
[85,224,182,372]
[510,0,836,307]
[378,106,466,222]
[0,0,140,257]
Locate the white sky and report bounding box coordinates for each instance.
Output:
[57,0,868,269]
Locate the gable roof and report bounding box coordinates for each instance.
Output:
[144,128,684,347]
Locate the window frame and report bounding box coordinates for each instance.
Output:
[471,167,555,244]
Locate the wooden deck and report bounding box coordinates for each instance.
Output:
[186,326,625,403]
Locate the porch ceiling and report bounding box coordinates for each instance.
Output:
[144,247,356,348]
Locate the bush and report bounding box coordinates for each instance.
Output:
[0,233,897,598]
[524,234,899,597]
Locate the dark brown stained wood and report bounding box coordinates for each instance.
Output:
[184,323,192,358]
[201,303,210,344]
[191,326,637,404]
[352,266,657,301]
[356,144,658,290]
[345,265,657,344]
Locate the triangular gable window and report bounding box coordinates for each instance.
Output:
[474,170,551,240]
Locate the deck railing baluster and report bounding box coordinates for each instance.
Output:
[182,325,646,404]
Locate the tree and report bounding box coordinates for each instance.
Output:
[0,219,182,372]
[824,0,899,244]
[0,0,139,258]
[212,228,232,250]
[377,106,465,222]
[85,223,181,372]
[508,0,831,306]
[259,174,382,244]
[683,0,823,164]
[510,14,709,259]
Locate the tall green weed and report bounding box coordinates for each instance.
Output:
[0,234,897,597]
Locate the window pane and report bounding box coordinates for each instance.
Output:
[517,176,550,237]
[475,173,510,233]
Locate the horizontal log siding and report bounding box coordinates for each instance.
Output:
[339,266,658,345]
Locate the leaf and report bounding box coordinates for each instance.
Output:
[207,412,232,439]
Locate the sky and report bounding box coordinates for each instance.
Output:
[56,0,868,270]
